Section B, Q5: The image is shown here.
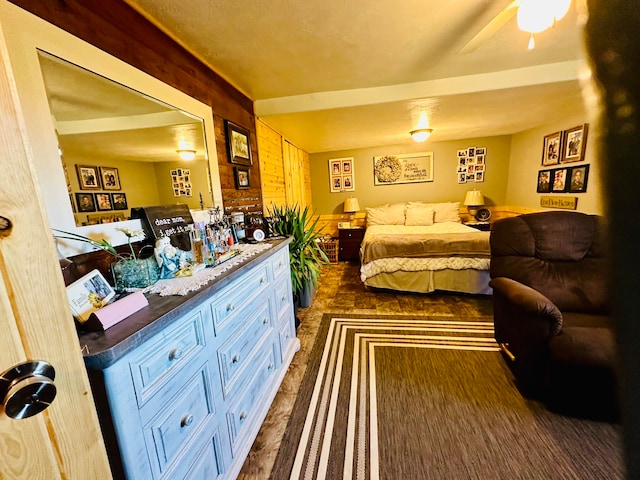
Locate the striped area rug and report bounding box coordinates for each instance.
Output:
[271,314,624,480]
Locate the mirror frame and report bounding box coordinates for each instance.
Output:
[0,2,222,257]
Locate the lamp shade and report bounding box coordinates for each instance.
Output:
[464,190,484,207]
[344,197,360,213]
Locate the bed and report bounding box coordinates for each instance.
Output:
[359,202,492,294]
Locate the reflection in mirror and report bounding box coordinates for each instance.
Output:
[37,51,213,228]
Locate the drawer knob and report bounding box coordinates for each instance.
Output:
[268,362,274,370]
[260,277,265,284]
[180,414,194,428]
[239,411,247,421]
[226,303,235,312]
[263,317,269,325]
[281,296,286,302]
[231,355,239,364]
[278,261,283,267]
[169,348,183,361]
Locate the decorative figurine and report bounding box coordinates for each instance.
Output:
[154,236,192,279]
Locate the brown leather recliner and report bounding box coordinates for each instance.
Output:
[489,211,618,419]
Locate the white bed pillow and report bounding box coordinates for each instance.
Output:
[366,203,406,226]
[407,201,461,223]
[404,203,434,226]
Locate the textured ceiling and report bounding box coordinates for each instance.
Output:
[121,1,591,152]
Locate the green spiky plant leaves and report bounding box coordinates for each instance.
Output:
[268,204,329,299]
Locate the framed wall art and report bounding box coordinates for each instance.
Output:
[562,124,589,163]
[456,146,486,183]
[568,164,590,193]
[111,192,128,210]
[234,166,251,189]
[225,120,252,166]
[99,166,121,190]
[76,165,100,189]
[542,131,562,166]
[329,157,355,192]
[551,168,569,193]
[374,152,433,186]
[75,192,95,212]
[536,170,552,193]
[95,193,113,211]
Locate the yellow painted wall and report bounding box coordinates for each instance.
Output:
[310,135,512,214]
[505,114,603,214]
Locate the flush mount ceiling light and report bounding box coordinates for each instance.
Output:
[177,149,196,161]
[410,128,432,142]
[517,0,572,49]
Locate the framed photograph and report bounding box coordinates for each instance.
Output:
[552,168,568,192]
[331,160,341,175]
[111,192,128,210]
[563,124,589,163]
[542,131,562,166]
[99,166,121,190]
[329,157,355,192]
[95,193,113,211]
[225,120,252,166]
[75,192,96,212]
[76,165,100,190]
[568,164,590,193]
[66,269,115,322]
[332,176,342,192]
[343,175,354,191]
[234,166,251,189]
[536,170,552,193]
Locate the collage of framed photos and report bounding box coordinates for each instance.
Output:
[457,146,487,183]
[74,165,128,213]
[171,168,193,197]
[537,123,589,194]
[329,157,355,192]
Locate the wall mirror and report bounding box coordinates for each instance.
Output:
[1,2,222,257]
[38,51,212,228]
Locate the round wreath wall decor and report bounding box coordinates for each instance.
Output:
[374,155,402,183]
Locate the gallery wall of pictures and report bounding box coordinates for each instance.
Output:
[72,164,129,215]
[329,157,355,192]
[537,123,590,194]
[170,168,193,197]
[456,146,487,183]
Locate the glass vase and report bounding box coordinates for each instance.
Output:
[111,257,160,291]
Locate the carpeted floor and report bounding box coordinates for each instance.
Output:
[271,314,624,480]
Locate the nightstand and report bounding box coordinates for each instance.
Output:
[338,227,365,261]
[464,221,491,231]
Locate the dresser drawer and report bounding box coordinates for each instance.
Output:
[217,299,273,397]
[270,247,290,281]
[226,343,278,454]
[143,366,216,476]
[129,311,206,407]
[184,430,224,480]
[210,263,270,336]
[278,309,296,362]
[274,277,292,319]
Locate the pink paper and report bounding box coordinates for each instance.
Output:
[93,291,149,330]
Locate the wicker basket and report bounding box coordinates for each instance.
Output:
[318,238,339,264]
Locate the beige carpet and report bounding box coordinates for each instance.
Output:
[270,314,624,479]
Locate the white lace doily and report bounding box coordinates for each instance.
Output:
[144,242,274,296]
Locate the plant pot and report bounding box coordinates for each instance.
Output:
[111,257,160,291]
[297,281,316,309]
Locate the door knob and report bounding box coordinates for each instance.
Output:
[0,361,56,420]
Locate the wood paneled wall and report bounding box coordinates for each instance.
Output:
[256,119,287,213]
[10,0,263,218]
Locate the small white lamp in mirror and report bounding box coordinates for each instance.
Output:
[343,197,360,227]
[464,189,484,217]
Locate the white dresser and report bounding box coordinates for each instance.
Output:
[80,240,297,479]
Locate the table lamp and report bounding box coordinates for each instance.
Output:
[464,190,484,217]
[343,197,360,226]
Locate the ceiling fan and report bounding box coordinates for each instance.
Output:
[458,0,573,54]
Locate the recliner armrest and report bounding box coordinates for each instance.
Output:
[489,277,563,336]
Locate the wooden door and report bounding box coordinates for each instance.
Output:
[0,25,112,480]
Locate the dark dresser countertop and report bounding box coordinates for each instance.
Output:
[78,238,292,370]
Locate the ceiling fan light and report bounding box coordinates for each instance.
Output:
[410,128,432,142]
[177,149,196,161]
[517,0,555,34]
[553,0,572,22]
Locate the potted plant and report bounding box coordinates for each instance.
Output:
[268,204,329,308]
